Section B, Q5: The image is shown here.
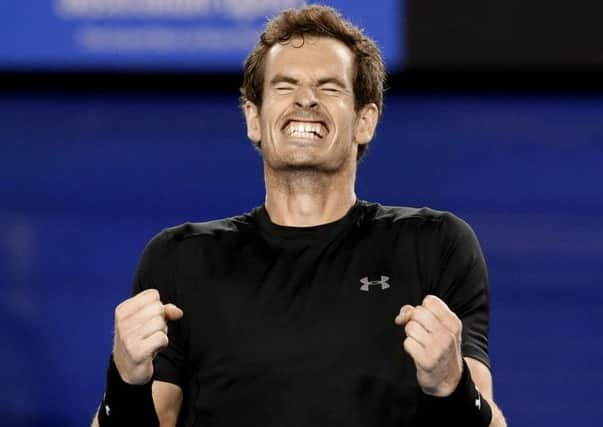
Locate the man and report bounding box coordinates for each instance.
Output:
[93,5,506,427]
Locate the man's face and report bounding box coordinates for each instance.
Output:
[244,36,377,173]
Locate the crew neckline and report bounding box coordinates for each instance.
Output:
[254,199,366,241]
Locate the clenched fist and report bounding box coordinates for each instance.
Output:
[394,295,463,397]
[112,289,183,385]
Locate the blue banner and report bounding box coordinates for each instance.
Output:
[0,0,402,71]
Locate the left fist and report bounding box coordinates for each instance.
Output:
[394,295,463,397]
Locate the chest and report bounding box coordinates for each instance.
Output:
[179,228,430,378]
[173,229,434,425]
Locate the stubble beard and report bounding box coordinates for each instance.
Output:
[262,144,353,176]
[262,143,358,195]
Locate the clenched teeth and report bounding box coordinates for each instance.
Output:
[284,121,326,139]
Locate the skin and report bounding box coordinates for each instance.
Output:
[93,35,506,427]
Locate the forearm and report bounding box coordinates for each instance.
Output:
[488,399,507,427]
[463,358,506,427]
[90,407,100,427]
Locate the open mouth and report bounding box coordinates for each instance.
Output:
[282,120,328,140]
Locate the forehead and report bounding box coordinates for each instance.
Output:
[264,36,355,84]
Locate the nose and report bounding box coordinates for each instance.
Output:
[294,85,318,109]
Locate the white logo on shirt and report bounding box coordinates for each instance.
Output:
[360,276,390,291]
[475,386,481,410]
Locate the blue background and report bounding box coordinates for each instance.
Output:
[1,92,602,425]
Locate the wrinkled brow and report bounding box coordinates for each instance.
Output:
[269,74,298,86]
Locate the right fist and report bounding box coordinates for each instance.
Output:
[112,288,183,385]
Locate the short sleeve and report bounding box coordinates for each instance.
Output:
[130,231,187,388]
[432,213,491,370]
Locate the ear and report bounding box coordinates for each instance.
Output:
[353,103,379,145]
[244,101,261,145]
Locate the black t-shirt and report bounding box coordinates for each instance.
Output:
[130,200,490,426]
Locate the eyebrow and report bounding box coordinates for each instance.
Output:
[269,74,348,89]
[316,77,347,89]
[269,74,298,86]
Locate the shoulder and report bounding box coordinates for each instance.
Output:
[358,201,480,251]
[163,214,251,240]
[360,201,473,233]
[142,211,257,255]
[132,211,258,284]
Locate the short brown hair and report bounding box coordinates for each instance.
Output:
[240,5,386,159]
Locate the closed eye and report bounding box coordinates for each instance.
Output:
[275,85,295,93]
[317,77,347,94]
[321,86,339,93]
[319,82,346,95]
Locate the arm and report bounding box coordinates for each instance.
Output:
[395,213,504,424]
[92,289,184,426]
[91,380,182,427]
[465,357,507,427]
[152,381,184,426]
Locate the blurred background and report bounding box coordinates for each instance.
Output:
[1,0,602,425]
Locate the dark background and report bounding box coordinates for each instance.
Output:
[2,1,603,425]
[407,0,603,68]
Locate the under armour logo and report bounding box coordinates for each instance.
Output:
[360,276,390,291]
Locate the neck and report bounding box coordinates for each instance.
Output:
[263,164,357,227]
